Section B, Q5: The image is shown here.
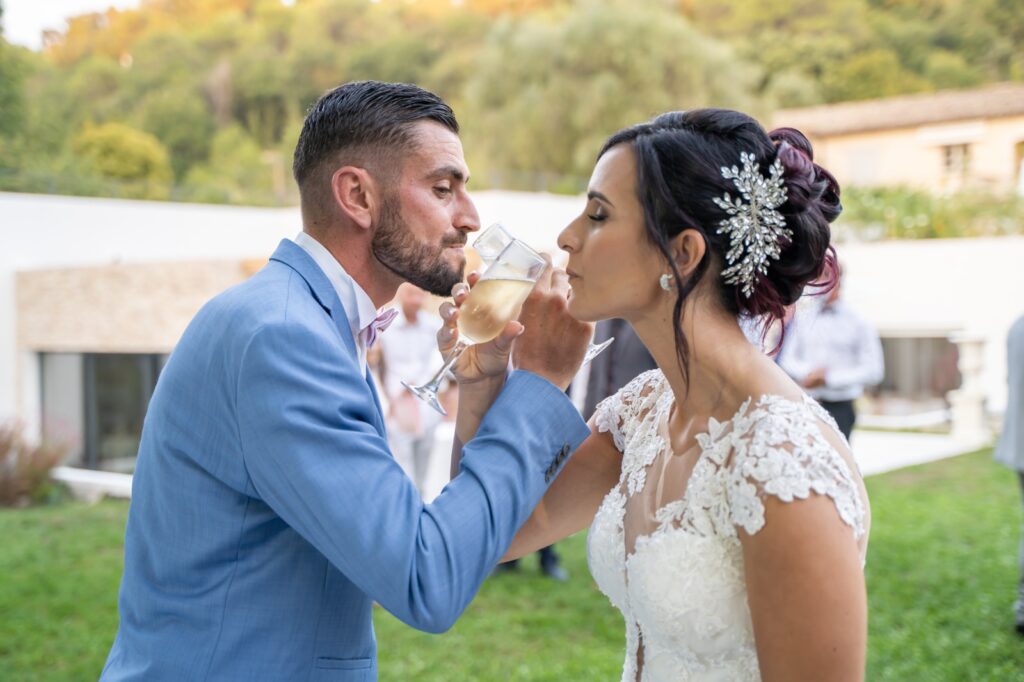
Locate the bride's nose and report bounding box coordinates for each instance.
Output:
[557,219,582,254]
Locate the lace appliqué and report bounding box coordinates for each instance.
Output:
[594,370,671,495]
[726,396,867,539]
[644,394,866,543]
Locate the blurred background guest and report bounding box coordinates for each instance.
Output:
[778,269,884,440]
[379,283,443,499]
[582,318,657,421]
[995,313,1024,635]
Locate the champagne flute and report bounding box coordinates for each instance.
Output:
[402,239,548,416]
[472,223,613,364]
[471,222,515,264]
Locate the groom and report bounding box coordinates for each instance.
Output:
[100,81,592,680]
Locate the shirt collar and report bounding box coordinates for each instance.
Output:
[293,231,379,341]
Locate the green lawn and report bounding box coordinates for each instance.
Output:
[1,450,1022,680]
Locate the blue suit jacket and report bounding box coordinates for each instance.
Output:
[101,239,589,681]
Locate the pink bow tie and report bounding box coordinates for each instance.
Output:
[359,308,399,348]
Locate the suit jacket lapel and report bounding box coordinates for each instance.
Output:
[268,239,387,437]
[364,367,386,436]
[269,239,358,359]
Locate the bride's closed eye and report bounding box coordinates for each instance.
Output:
[587,204,608,224]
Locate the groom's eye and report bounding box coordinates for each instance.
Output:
[434,185,452,197]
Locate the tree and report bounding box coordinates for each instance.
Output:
[0,40,25,140]
[0,0,27,144]
[820,49,932,102]
[66,55,129,124]
[184,124,275,204]
[123,29,208,98]
[345,35,440,87]
[231,41,291,148]
[135,86,216,180]
[463,0,760,190]
[685,0,1017,103]
[8,0,1024,204]
[71,122,173,198]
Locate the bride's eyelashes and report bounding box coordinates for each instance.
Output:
[587,206,608,224]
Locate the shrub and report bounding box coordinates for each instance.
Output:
[840,187,1024,240]
[0,421,68,507]
[71,121,173,199]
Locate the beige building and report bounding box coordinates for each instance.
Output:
[774,82,1024,194]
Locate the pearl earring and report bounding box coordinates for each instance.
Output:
[659,273,674,291]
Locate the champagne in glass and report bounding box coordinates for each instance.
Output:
[457,277,536,344]
[402,239,547,416]
[471,223,613,364]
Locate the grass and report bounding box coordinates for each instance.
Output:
[1,450,1022,680]
[0,501,125,681]
[863,449,1024,680]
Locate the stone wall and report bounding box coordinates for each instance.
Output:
[16,260,258,353]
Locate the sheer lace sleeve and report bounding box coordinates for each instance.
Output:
[723,397,867,540]
[593,369,664,453]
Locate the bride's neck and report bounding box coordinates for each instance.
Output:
[631,294,763,421]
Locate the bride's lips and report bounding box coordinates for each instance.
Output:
[566,268,580,280]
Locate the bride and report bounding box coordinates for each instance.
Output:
[446,108,870,681]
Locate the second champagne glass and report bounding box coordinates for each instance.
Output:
[402,239,548,416]
[472,223,613,364]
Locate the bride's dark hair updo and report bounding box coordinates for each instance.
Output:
[600,109,840,382]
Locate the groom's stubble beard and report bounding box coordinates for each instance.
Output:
[371,192,466,296]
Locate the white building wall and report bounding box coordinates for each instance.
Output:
[3,192,1020,433]
[837,235,1024,413]
[1,190,584,427]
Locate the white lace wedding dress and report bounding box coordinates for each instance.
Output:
[588,370,870,681]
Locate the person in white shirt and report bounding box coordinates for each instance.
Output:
[995,313,1024,635]
[379,283,444,498]
[778,273,884,439]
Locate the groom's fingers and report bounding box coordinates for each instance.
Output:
[451,282,469,305]
[491,320,525,355]
[437,300,459,353]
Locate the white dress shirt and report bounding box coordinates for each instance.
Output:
[995,314,1024,472]
[379,311,443,398]
[778,299,885,402]
[379,310,444,432]
[294,231,380,372]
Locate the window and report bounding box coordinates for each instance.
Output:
[878,336,961,400]
[941,144,970,177]
[1015,141,1024,196]
[40,353,84,465]
[40,352,167,472]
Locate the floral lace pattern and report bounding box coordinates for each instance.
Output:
[594,370,671,495]
[589,370,869,681]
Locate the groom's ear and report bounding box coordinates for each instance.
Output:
[330,166,377,231]
[669,228,707,279]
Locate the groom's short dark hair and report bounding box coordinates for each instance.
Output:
[292,81,459,208]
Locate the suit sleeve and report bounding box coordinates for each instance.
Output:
[236,322,589,633]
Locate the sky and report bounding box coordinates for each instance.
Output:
[3,0,142,50]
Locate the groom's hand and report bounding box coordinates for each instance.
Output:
[438,271,524,386]
[512,266,592,391]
